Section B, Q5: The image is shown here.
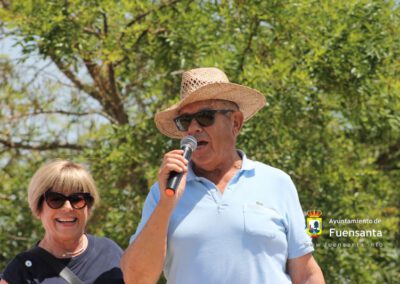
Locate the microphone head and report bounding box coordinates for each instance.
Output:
[180,135,197,151]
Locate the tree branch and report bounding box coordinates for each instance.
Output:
[67,12,101,38]
[24,61,54,86]
[47,53,124,124]
[83,58,129,124]
[120,0,185,42]
[101,11,108,36]
[375,142,400,171]
[238,17,260,72]
[9,235,33,241]
[106,62,122,108]
[7,109,111,122]
[0,0,10,9]
[0,138,84,151]
[126,0,184,28]
[49,53,97,96]
[83,27,101,38]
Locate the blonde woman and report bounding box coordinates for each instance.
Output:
[0,160,124,283]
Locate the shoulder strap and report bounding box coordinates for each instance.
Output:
[30,247,84,284]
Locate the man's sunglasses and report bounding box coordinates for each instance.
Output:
[43,191,94,210]
[174,109,235,132]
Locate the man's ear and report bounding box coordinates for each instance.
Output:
[232,111,244,136]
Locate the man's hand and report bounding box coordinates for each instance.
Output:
[158,149,188,204]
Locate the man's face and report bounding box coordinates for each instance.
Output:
[177,100,243,171]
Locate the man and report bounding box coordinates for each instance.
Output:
[121,67,325,284]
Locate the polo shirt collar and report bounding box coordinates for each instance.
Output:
[187,149,255,181]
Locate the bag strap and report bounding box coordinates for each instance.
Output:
[30,246,84,284]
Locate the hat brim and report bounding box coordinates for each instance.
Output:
[155,82,266,138]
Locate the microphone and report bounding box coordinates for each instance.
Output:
[165,135,197,197]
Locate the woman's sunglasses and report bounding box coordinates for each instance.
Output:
[43,191,94,210]
[174,109,234,132]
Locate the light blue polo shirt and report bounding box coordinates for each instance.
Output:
[130,151,314,284]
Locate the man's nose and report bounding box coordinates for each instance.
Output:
[187,118,203,134]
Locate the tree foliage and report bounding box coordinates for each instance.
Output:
[1,0,399,282]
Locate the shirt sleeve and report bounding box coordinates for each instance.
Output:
[129,183,161,244]
[283,177,314,259]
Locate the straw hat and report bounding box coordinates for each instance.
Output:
[155,67,266,138]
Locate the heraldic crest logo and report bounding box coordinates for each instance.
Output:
[306,210,323,238]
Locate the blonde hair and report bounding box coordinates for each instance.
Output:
[28,160,100,217]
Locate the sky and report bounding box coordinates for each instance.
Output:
[0,35,109,149]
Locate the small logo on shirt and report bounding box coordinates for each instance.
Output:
[306,210,323,238]
[25,260,32,267]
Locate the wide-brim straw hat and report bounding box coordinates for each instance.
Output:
[155,67,266,138]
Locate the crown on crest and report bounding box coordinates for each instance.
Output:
[307,210,322,218]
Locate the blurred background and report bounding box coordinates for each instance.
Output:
[0,0,399,283]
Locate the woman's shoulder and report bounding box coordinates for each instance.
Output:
[86,234,123,254]
[1,247,43,283]
[87,234,121,247]
[77,235,124,283]
[2,254,24,275]
[5,247,39,269]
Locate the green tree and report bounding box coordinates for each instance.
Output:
[1,0,399,283]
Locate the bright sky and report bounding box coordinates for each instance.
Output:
[0,35,109,148]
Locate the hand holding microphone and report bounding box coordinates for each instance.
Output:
[164,136,197,197]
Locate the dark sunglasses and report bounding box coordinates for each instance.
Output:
[43,191,94,210]
[174,109,235,131]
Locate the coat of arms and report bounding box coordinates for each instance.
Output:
[306,210,322,238]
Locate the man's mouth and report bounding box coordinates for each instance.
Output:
[197,141,208,147]
[197,141,208,148]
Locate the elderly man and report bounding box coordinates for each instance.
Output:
[121,67,325,284]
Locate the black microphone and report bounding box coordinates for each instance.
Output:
[165,135,197,197]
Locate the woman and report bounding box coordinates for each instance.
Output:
[0,160,124,283]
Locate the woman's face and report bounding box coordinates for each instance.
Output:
[39,192,90,243]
